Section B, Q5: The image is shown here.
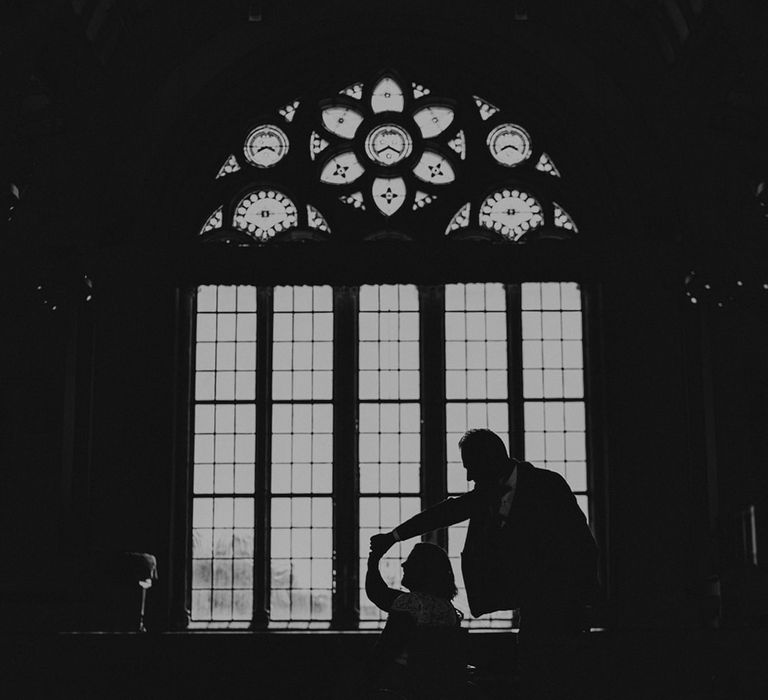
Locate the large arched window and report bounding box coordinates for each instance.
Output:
[187,71,589,630]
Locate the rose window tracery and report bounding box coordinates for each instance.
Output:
[198,71,579,244]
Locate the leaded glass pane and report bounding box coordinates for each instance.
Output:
[535,152,560,177]
[472,95,499,121]
[243,125,289,168]
[372,177,406,216]
[320,151,365,185]
[233,190,298,241]
[216,154,240,179]
[321,106,364,139]
[359,284,421,628]
[487,124,532,167]
[200,206,223,235]
[412,191,436,210]
[371,76,404,113]
[306,205,330,233]
[192,286,258,625]
[553,202,578,232]
[478,189,543,241]
[364,124,413,166]
[413,106,455,138]
[270,286,334,629]
[521,282,589,523]
[413,151,455,185]
[447,131,466,160]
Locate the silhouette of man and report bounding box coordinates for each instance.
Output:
[370,428,599,699]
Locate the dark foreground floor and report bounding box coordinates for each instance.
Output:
[1,628,766,699]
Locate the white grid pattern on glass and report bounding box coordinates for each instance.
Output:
[359,284,419,400]
[270,286,334,629]
[359,284,422,628]
[444,283,513,628]
[445,283,507,401]
[521,282,589,521]
[192,285,258,624]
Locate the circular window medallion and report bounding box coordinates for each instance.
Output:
[487,123,532,167]
[364,124,413,166]
[244,125,290,168]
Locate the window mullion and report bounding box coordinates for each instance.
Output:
[251,286,273,629]
[506,284,525,460]
[331,286,359,629]
[419,285,447,549]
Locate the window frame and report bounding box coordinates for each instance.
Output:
[175,273,602,631]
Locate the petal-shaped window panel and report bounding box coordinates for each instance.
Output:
[536,152,561,177]
[553,202,578,232]
[340,82,363,100]
[278,100,300,123]
[479,188,543,241]
[413,151,455,185]
[413,191,436,210]
[233,189,298,241]
[243,125,289,168]
[473,95,499,121]
[371,76,405,113]
[340,192,366,210]
[413,106,455,138]
[321,106,364,139]
[200,205,223,234]
[447,131,466,160]
[310,131,330,161]
[307,204,331,233]
[320,151,365,184]
[445,202,470,235]
[216,154,240,179]
[487,124,532,167]
[372,177,406,216]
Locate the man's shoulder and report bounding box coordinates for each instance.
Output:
[521,461,572,494]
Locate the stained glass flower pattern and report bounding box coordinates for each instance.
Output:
[372,178,407,216]
[320,151,365,185]
[307,204,331,233]
[371,76,405,113]
[201,205,223,234]
[203,70,577,243]
[310,131,330,161]
[487,124,532,167]
[553,203,577,232]
[340,192,365,210]
[447,131,466,160]
[473,95,499,121]
[413,151,455,185]
[364,125,413,166]
[340,83,364,100]
[536,152,560,177]
[321,106,364,139]
[413,191,435,210]
[413,106,454,139]
[233,189,298,241]
[216,155,241,179]
[279,100,300,123]
[244,125,289,168]
[479,189,543,241]
[446,203,471,235]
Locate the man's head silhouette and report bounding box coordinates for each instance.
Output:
[458,428,511,485]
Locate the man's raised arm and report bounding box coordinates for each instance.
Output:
[369,492,476,557]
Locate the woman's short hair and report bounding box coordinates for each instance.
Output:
[405,542,458,600]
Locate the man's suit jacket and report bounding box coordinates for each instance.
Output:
[395,461,599,618]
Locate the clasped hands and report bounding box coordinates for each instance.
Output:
[369,532,396,560]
